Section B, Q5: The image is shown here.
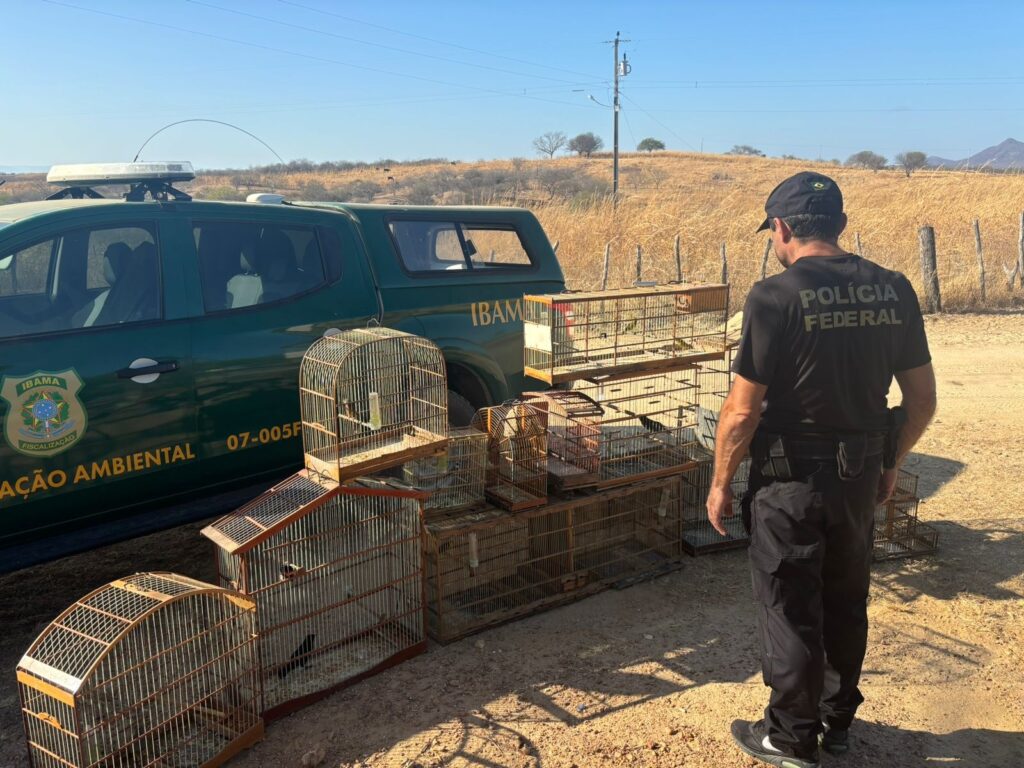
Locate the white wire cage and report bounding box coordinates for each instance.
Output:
[299,328,449,483]
[470,402,548,511]
[403,426,489,517]
[17,572,262,768]
[523,284,730,384]
[202,474,427,720]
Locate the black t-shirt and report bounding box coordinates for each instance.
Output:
[732,254,931,434]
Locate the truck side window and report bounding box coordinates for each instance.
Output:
[0,224,160,339]
[389,220,533,273]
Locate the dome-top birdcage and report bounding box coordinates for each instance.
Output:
[299,327,448,482]
[17,572,262,768]
[471,402,548,511]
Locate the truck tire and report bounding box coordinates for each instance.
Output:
[447,389,476,427]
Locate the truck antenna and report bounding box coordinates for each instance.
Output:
[132,119,285,164]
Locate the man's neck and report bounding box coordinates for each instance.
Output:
[789,239,848,264]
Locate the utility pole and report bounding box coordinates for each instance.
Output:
[606,31,630,199]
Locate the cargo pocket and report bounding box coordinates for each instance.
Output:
[749,476,825,561]
[748,545,782,686]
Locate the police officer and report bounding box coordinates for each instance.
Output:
[705,171,937,768]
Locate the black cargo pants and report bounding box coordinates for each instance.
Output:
[743,449,883,758]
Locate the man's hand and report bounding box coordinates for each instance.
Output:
[706,484,735,536]
[876,467,898,504]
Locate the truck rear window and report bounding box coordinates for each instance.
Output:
[389,220,532,273]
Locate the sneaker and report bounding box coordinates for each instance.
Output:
[730,719,820,768]
[820,725,849,755]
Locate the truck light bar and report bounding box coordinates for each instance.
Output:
[46,161,196,186]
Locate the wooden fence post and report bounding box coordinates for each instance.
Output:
[918,225,942,313]
[674,234,683,282]
[720,243,728,284]
[552,240,559,254]
[601,242,611,290]
[760,238,772,280]
[635,244,643,284]
[855,232,863,256]
[973,219,986,303]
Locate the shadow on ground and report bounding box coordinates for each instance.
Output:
[838,721,1024,767]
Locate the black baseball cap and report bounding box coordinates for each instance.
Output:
[756,171,843,232]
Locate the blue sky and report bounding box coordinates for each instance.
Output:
[4,0,1024,169]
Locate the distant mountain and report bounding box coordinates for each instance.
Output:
[0,166,47,174]
[927,138,1024,170]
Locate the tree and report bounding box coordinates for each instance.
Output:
[725,144,764,156]
[637,137,666,153]
[568,132,604,157]
[846,150,888,171]
[532,131,567,159]
[895,150,928,177]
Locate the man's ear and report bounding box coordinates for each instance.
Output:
[775,217,794,242]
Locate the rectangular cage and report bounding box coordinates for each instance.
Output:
[202,474,427,720]
[692,349,734,451]
[522,390,602,490]
[18,572,262,768]
[679,449,751,554]
[568,369,703,486]
[471,402,548,511]
[423,477,683,642]
[523,284,730,384]
[402,426,488,517]
[874,475,939,561]
[299,327,449,483]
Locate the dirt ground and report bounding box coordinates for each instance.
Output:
[1,313,1022,768]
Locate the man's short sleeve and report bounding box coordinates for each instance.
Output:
[732,283,781,386]
[895,276,931,371]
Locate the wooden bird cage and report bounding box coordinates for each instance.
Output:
[18,573,262,768]
[423,477,683,642]
[202,474,426,720]
[299,328,448,483]
[679,449,751,554]
[570,369,703,486]
[523,284,730,384]
[403,426,488,517]
[522,390,602,490]
[471,402,548,511]
[874,470,939,561]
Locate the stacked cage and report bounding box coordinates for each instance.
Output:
[202,476,426,719]
[873,469,939,560]
[471,401,549,511]
[300,328,448,483]
[423,476,682,642]
[522,284,730,384]
[403,426,489,519]
[17,573,262,768]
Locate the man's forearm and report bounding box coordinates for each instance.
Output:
[896,398,936,465]
[711,402,760,490]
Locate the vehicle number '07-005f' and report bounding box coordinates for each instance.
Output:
[225,421,303,452]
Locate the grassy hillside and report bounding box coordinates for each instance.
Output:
[5,152,1023,310]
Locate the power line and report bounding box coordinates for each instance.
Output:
[184,0,584,85]
[275,0,603,81]
[41,0,605,113]
[620,93,699,152]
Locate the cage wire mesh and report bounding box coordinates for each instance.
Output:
[874,470,939,561]
[522,284,730,384]
[471,402,548,511]
[521,390,602,490]
[679,449,751,554]
[568,369,704,486]
[299,328,448,483]
[17,573,262,768]
[403,426,488,517]
[202,476,426,719]
[423,477,683,642]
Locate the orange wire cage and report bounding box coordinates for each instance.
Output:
[403,426,489,518]
[471,402,549,511]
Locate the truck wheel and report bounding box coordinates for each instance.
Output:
[447,390,476,427]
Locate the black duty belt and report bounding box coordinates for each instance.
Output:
[785,434,885,461]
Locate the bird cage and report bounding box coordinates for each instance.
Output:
[679,449,751,554]
[523,284,730,384]
[692,350,734,451]
[201,474,426,720]
[874,471,939,561]
[403,426,488,517]
[522,390,603,490]
[471,402,548,511]
[18,572,262,768]
[571,369,703,486]
[423,477,683,643]
[299,328,448,483]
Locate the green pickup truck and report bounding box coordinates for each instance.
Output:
[0,163,564,566]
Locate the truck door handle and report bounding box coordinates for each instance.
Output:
[117,360,179,378]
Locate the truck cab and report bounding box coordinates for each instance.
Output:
[0,162,564,566]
